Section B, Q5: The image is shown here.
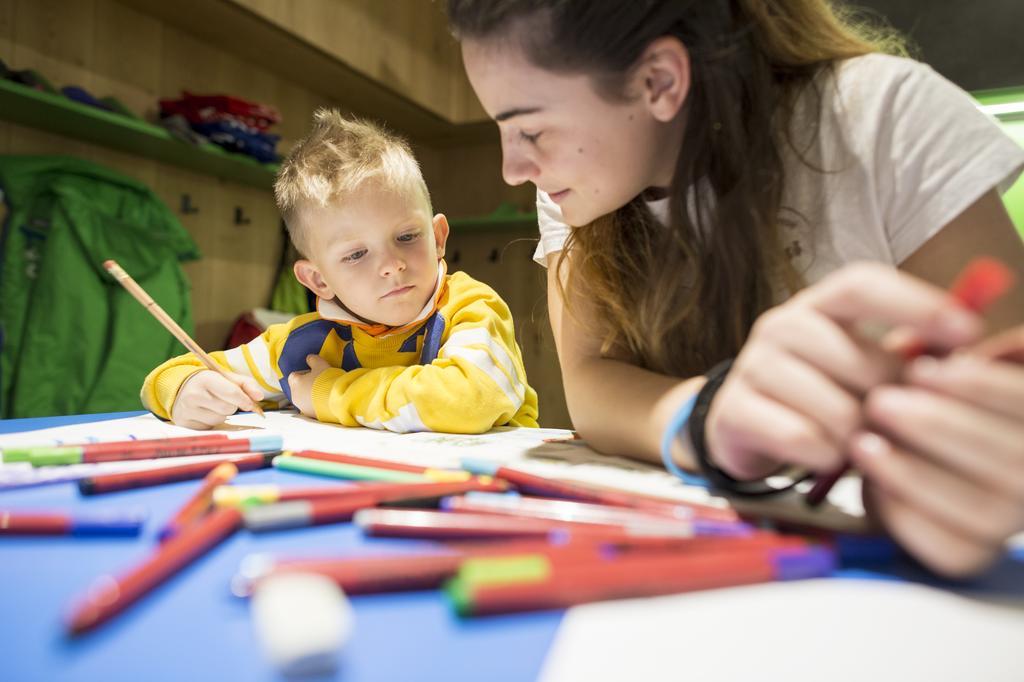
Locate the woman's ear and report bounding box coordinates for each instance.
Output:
[432,213,451,259]
[636,36,690,122]
[293,259,334,300]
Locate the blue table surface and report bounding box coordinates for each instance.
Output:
[1,413,1022,682]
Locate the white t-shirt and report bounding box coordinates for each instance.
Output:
[533,54,1024,293]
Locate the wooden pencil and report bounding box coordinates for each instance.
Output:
[103,259,264,417]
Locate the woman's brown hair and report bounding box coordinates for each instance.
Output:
[449,0,905,377]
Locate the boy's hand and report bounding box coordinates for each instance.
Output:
[288,354,331,418]
[170,369,264,429]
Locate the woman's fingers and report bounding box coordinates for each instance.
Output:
[861,482,1005,579]
[739,345,862,446]
[970,325,1024,363]
[906,354,1024,422]
[797,262,982,350]
[708,377,842,476]
[850,431,1023,548]
[864,386,1024,494]
[749,304,901,394]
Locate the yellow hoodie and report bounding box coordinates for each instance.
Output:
[141,268,539,433]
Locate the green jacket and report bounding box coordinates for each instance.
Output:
[0,155,199,418]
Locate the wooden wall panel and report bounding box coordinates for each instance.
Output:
[91,0,161,118]
[230,0,484,124]
[447,228,570,428]
[0,0,14,60]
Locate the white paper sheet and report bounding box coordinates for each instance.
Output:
[538,579,1024,682]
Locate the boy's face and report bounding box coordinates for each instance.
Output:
[292,182,449,327]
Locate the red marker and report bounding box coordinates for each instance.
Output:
[461,459,739,523]
[157,462,239,542]
[242,494,379,531]
[0,509,146,536]
[807,257,1016,507]
[447,545,836,616]
[213,477,509,508]
[78,452,277,495]
[232,532,802,596]
[66,506,243,635]
[442,493,752,537]
[2,433,230,464]
[24,434,281,467]
[354,508,696,541]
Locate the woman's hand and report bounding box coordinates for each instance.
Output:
[705,262,983,480]
[850,327,1024,578]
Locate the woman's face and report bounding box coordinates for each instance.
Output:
[462,38,683,227]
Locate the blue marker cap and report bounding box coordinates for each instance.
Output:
[245,434,284,452]
[460,458,501,476]
[772,546,837,580]
[463,491,520,501]
[70,510,147,537]
[833,534,899,564]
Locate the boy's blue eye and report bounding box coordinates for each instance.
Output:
[398,232,420,243]
[519,130,541,144]
[342,249,367,263]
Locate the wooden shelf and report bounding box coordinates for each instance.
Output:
[0,79,279,189]
[119,0,496,147]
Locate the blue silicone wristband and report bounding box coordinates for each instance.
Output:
[659,393,709,487]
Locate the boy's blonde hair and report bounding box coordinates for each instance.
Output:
[274,109,431,255]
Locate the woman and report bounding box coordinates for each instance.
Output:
[448,0,1024,577]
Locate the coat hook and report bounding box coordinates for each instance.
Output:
[234,206,251,226]
[180,194,199,215]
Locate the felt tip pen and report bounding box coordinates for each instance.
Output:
[242,494,379,532]
[445,545,836,616]
[353,508,695,541]
[272,453,467,483]
[28,434,282,467]
[285,449,436,474]
[0,509,146,536]
[460,459,739,523]
[213,477,508,508]
[2,433,232,463]
[232,540,609,597]
[806,257,1015,507]
[230,532,802,598]
[157,462,239,542]
[65,507,243,635]
[77,452,277,495]
[442,492,753,537]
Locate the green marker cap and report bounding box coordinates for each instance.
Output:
[444,576,476,616]
[3,445,80,463]
[29,448,86,467]
[456,555,552,587]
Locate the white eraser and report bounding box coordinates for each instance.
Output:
[251,572,354,677]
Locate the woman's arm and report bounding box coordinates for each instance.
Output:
[898,189,1024,330]
[546,251,705,467]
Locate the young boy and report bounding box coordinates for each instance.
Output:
[141,109,539,433]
